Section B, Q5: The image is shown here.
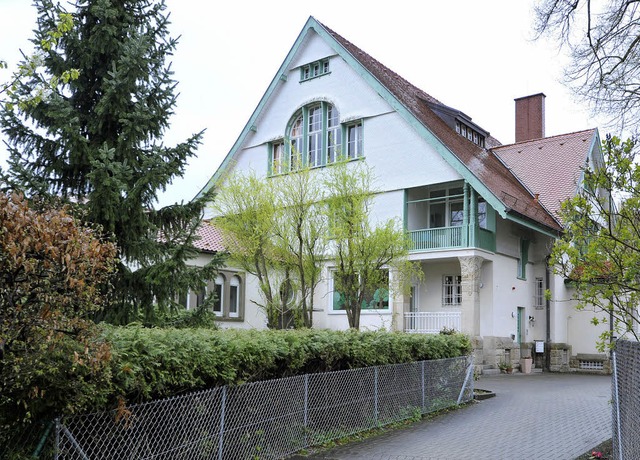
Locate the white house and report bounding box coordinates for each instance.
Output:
[186,16,610,374]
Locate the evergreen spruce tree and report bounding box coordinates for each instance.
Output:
[0,0,224,324]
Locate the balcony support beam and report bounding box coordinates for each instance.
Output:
[462,182,469,247]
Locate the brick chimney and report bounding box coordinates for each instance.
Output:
[515,93,546,142]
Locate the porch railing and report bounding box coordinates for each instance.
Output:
[408,225,495,252]
[409,226,462,251]
[404,311,462,334]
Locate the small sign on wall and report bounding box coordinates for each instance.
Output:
[535,340,545,353]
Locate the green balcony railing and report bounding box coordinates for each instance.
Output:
[408,225,495,252]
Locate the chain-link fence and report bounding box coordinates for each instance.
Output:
[12,355,472,460]
[611,340,640,460]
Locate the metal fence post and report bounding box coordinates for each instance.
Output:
[457,357,475,405]
[54,417,60,460]
[421,361,425,413]
[374,367,379,425]
[218,386,227,460]
[304,374,309,428]
[612,349,623,460]
[304,374,309,447]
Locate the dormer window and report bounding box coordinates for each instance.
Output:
[268,102,363,176]
[300,58,330,82]
[455,120,485,147]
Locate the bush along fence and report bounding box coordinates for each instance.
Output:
[611,340,640,460]
[43,356,473,459]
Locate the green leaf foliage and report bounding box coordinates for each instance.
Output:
[551,134,640,350]
[0,0,225,324]
[0,192,117,450]
[104,326,472,404]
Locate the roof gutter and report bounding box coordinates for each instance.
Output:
[504,209,561,239]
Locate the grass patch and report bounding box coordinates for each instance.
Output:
[291,401,475,458]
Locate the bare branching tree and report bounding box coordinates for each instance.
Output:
[534,0,640,132]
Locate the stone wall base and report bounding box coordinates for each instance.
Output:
[472,336,611,375]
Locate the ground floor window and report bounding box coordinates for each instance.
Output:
[179,271,244,320]
[534,277,544,309]
[442,275,462,306]
[331,269,389,311]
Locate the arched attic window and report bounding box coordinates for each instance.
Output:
[268,102,362,175]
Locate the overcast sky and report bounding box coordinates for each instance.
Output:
[0,0,608,208]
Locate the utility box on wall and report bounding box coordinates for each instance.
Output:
[534,340,545,370]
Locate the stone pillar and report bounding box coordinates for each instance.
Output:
[459,255,484,336]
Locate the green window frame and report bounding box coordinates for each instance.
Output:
[518,239,529,280]
[268,103,363,176]
[300,58,330,82]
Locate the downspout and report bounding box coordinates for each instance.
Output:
[545,255,551,372]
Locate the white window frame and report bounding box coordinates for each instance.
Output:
[346,122,363,159]
[229,275,241,318]
[534,277,544,309]
[270,141,285,175]
[327,105,341,164]
[442,275,462,306]
[307,105,322,167]
[428,186,464,229]
[213,274,224,315]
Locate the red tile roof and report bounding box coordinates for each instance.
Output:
[318,20,572,232]
[193,221,225,252]
[493,129,596,225]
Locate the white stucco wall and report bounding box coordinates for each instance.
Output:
[222,31,461,193]
[549,273,608,355]
[198,28,609,365]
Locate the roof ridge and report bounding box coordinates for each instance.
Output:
[316,19,561,231]
[494,128,596,150]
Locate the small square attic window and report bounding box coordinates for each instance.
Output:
[300,58,330,82]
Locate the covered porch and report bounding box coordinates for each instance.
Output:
[406,181,496,252]
[400,255,487,336]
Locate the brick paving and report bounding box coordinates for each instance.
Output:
[288,372,611,460]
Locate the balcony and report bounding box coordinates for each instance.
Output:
[404,311,462,334]
[408,225,495,252]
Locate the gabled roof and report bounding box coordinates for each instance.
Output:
[193,221,225,253]
[199,16,599,235]
[493,129,599,225]
[319,20,563,233]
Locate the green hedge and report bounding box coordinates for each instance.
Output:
[1,326,470,456]
[105,326,471,403]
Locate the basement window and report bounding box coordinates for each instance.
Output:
[579,360,604,370]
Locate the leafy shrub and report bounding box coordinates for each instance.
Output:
[0,192,117,451]
[103,326,471,404]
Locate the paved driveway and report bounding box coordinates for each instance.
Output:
[290,372,611,460]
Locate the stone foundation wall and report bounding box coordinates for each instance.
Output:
[472,337,611,375]
[473,336,520,371]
